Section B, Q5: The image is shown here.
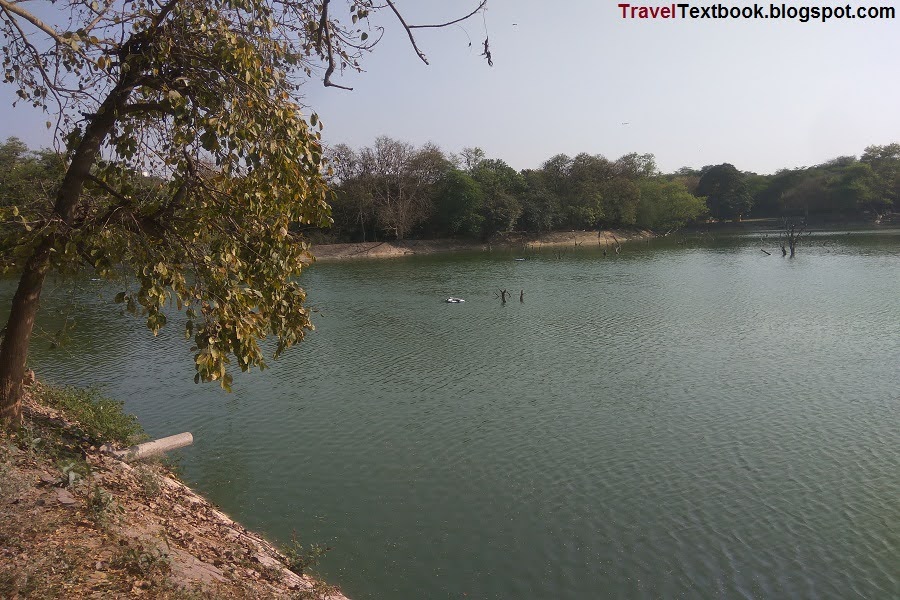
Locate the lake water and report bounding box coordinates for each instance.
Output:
[4,229,900,599]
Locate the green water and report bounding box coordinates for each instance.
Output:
[4,229,900,599]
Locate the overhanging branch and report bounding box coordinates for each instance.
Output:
[384,0,429,64]
[0,0,71,47]
[407,0,488,29]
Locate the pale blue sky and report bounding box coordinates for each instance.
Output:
[3,0,900,173]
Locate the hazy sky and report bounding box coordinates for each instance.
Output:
[2,0,900,174]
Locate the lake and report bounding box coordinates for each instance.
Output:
[4,228,900,599]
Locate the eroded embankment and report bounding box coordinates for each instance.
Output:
[0,385,347,600]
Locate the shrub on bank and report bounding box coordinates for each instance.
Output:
[32,385,144,446]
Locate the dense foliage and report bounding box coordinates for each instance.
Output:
[748,145,900,218]
[326,140,708,241]
[323,140,900,242]
[0,0,488,427]
[8,138,899,253]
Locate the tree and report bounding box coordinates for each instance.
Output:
[696,163,753,221]
[860,144,900,210]
[540,154,573,196]
[635,178,707,231]
[781,171,829,216]
[517,169,559,234]
[0,0,488,427]
[614,152,657,179]
[458,147,486,172]
[433,169,483,238]
[829,162,882,215]
[563,153,609,229]
[0,138,65,218]
[325,144,376,241]
[471,158,523,237]
[600,176,640,227]
[355,137,450,240]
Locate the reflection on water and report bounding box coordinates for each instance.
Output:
[3,230,900,599]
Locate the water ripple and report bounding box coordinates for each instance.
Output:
[3,231,900,599]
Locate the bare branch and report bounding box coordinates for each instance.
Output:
[85,173,131,206]
[408,0,488,29]
[319,1,353,90]
[315,0,329,53]
[384,0,429,65]
[84,0,116,34]
[0,0,70,47]
[3,9,55,86]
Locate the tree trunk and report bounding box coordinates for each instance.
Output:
[0,73,137,428]
[0,241,53,427]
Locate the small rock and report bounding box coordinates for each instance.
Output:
[39,473,57,485]
[55,488,77,506]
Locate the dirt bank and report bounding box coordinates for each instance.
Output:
[311,229,654,261]
[0,387,347,600]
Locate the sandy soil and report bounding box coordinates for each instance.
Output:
[0,391,347,600]
[311,230,654,261]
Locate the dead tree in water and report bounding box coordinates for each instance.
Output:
[611,235,622,255]
[495,289,510,303]
[519,290,525,302]
[781,220,808,257]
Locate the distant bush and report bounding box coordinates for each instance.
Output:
[34,385,144,446]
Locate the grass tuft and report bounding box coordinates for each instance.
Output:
[34,384,145,446]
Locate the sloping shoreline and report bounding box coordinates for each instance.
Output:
[0,388,348,599]
[311,229,654,261]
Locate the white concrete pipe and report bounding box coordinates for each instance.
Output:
[107,432,194,461]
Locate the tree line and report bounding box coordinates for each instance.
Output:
[5,137,900,250]
[320,139,900,243]
[323,138,706,241]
